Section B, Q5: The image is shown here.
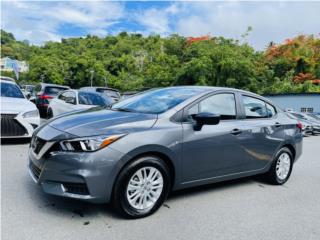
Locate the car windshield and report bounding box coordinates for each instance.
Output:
[78,92,112,106]
[111,87,207,114]
[1,82,25,98]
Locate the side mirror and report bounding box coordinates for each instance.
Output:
[192,112,220,131]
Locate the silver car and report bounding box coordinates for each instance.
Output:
[28,87,303,218]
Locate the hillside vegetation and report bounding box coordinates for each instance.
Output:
[1,29,319,94]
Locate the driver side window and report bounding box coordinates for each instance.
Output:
[187,93,237,121]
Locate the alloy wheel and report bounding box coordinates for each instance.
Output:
[126,167,164,210]
[276,152,291,180]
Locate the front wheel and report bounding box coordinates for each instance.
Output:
[112,156,171,218]
[264,147,293,185]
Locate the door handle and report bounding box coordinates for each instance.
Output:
[230,129,242,135]
[274,122,281,128]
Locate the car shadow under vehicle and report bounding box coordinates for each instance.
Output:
[169,175,266,200]
[25,175,266,221]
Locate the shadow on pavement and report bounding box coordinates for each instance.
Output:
[169,176,265,201]
[24,174,265,221]
[24,179,122,221]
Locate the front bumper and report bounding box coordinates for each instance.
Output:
[1,113,40,138]
[28,142,126,203]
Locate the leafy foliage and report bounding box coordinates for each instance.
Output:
[1,30,319,93]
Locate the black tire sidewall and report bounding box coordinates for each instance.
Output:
[47,108,53,119]
[113,156,171,218]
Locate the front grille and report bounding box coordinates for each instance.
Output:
[30,162,42,181]
[63,183,90,195]
[31,137,46,154]
[1,114,27,137]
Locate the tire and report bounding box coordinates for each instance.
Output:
[112,156,171,218]
[264,147,293,185]
[47,108,53,119]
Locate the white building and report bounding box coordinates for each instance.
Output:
[0,57,29,73]
[265,93,320,113]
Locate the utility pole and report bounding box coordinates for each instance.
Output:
[40,74,44,83]
[104,76,107,87]
[90,70,94,87]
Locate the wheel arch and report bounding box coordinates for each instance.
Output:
[281,144,296,160]
[111,147,177,201]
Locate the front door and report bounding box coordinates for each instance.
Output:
[181,92,247,182]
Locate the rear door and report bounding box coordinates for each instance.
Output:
[55,91,77,115]
[237,95,284,170]
[52,91,67,116]
[181,91,249,182]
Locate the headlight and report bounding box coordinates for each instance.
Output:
[22,110,39,118]
[59,134,124,152]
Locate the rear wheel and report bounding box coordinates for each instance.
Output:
[265,147,293,185]
[112,156,171,218]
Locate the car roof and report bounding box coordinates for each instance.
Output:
[40,83,70,88]
[0,79,17,85]
[61,89,111,96]
[149,86,271,100]
[0,76,15,82]
[80,86,119,92]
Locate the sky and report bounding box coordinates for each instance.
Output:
[1,0,320,50]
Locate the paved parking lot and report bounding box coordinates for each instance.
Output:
[1,136,320,240]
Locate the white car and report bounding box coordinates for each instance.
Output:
[1,80,40,138]
[47,89,112,118]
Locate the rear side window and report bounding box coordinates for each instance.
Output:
[45,87,68,95]
[243,96,267,119]
[78,92,111,106]
[187,93,237,120]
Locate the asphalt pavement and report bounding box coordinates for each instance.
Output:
[1,136,320,240]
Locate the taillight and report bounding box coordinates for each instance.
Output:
[297,122,303,131]
[39,95,53,100]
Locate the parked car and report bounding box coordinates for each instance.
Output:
[0,76,15,82]
[121,91,138,99]
[287,112,320,135]
[1,79,40,138]
[307,113,320,121]
[80,87,121,103]
[121,88,152,100]
[33,83,70,118]
[28,87,302,218]
[286,112,313,136]
[20,84,35,99]
[47,90,112,118]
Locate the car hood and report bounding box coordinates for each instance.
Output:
[48,108,158,137]
[0,97,37,114]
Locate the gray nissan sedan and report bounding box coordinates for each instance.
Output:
[28,86,303,218]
